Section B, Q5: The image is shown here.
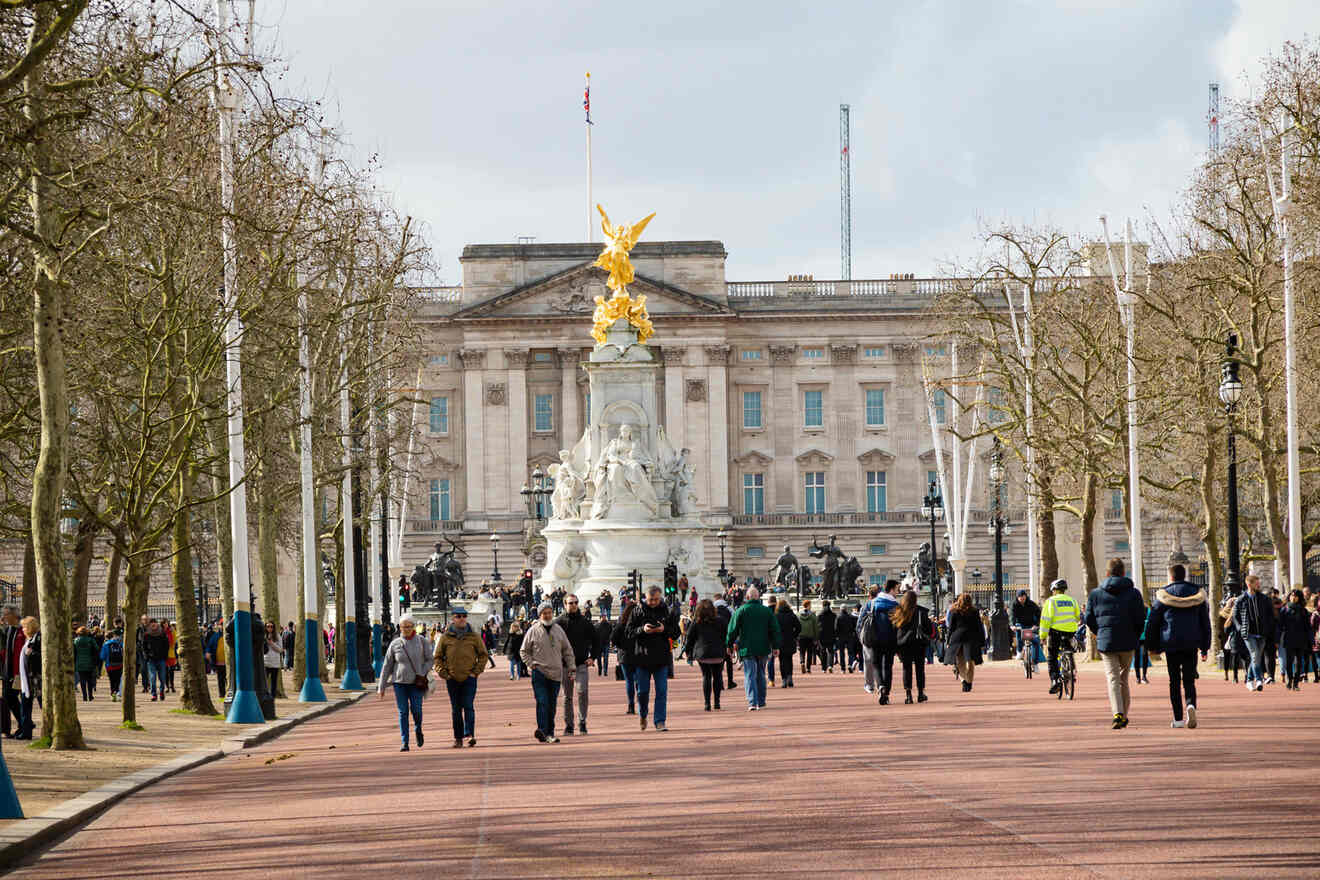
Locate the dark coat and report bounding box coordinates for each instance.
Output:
[682,619,728,662]
[554,610,598,668]
[1233,590,1274,638]
[896,605,933,656]
[945,607,985,664]
[775,607,801,654]
[504,626,525,660]
[610,615,638,666]
[594,619,613,656]
[1279,602,1313,651]
[1144,581,1211,654]
[1010,597,1041,629]
[836,610,857,645]
[1084,576,1146,653]
[143,630,170,663]
[817,608,837,644]
[625,601,678,669]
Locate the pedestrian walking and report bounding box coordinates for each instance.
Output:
[505,619,527,680]
[945,594,985,692]
[774,599,800,687]
[892,590,933,704]
[282,622,296,670]
[73,626,99,701]
[1234,575,1273,691]
[165,621,178,692]
[868,581,901,705]
[480,617,499,669]
[594,614,613,676]
[521,602,575,743]
[818,600,837,672]
[725,586,781,711]
[626,586,679,731]
[836,605,858,673]
[1278,589,1311,690]
[797,599,819,674]
[683,599,728,711]
[263,621,283,697]
[1084,558,1147,730]
[15,616,39,740]
[555,594,599,736]
[1,606,23,737]
[378,615,434,751]
[612,600,639,714]
[1144,563,1210,728]
[142,619,169,701]
[100,629,125,702]
[434,607,487,748]
[858,582,900,695]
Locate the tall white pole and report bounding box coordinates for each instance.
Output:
[393,364,423,568]
[948,343,964,594]
[1023,285,1039,600]
[338,316,362,690]
[367,336,383,675]
[586,72,593,242]
[216,0,263,724]
[1279,128,1303,589]
[1101,215,1144,592]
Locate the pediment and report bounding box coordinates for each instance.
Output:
[451,262,733,320]
[857,446,896,466]
[917,445,950,464]
[733,450,773,467]
[794,447,835,466]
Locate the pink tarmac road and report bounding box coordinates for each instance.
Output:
[10,659,1320,879]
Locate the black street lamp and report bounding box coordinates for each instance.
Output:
[520,465,553,521]
[1220,335,1244,597]
[489,531,502,584]
[987,436,1013,659]
[972,567,983,585]
[921,480,944,617]
[716,527,729,586]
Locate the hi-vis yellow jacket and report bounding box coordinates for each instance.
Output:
[1039,593,1082,636]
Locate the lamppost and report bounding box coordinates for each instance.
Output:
[1220,335,1244,597]
[921,480,944,616]
[987,436,1013,659]
[520,465,553,521]
[972,567,982,585]
[489,531,502,584]
[716,527,729,586]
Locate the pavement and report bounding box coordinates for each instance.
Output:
[7,657,1319,879]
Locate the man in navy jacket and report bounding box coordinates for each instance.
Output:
[1085,558,1146,730]
[1144,563,1211,728]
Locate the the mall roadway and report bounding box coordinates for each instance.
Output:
[9,657,1320,880]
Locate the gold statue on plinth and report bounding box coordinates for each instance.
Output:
[590,204,656,345]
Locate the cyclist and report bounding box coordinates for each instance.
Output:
[1010,589,1041,672]
[1039,578,1082,695]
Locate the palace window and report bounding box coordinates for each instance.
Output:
[863,346,886,358]
[869,543,887,555]
[803,390,823,428]
[743,391,763,429]
[429,354,448,366]
[429,478,451,522]
[740,349,763,361]
[743,473,764,515]
[803,348,825,360]
[805,471,826,514]
[429,396,449,434]
[932,389,946,424]
[746,546,765,558]
[534,394,553,432]
[866,471,887,513]
[865,388,885,427]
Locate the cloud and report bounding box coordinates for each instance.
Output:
[1215,0,1320,88]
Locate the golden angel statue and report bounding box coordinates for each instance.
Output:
[590,205,657,345]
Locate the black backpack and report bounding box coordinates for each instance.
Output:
[106,639,124,665]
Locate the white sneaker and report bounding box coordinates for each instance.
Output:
[1264,675,1274,685]
[863,685,874,694]
[1185,705,1197,729]
[1170,719,1186,728]
[1245,680,1256,691]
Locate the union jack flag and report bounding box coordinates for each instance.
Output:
[584,74,592,125]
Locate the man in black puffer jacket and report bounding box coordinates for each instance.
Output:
[625,587,679,731]
[554,595,599,736]
[1084,558,1147,730]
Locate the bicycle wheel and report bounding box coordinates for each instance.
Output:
[1065,670,1075,700]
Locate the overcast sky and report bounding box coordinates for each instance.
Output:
[264,1,1317,284]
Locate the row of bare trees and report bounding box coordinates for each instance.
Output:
[935,42,1320,652]
[1,2,428,748]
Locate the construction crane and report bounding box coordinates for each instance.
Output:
[1208,82,1220,153]
[840,104,851,281]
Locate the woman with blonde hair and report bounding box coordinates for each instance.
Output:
[945,593,986,692]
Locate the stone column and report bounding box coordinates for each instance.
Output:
[768,344,797,512]
[661,346,685,453]
[458,348,486,519]
[705,345,732,515]
[558,348,580,451]
[505,349,529,514]
[831,343,859,511]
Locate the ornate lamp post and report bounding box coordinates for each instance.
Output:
[987,437,1013,659]
[1220,335,1244,597]
[489,531,503,584]
[717,527,729,586]
[921,480,944,616]
[521,465,553,521]
[972,567,982,585]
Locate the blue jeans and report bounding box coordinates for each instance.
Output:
[1245,635,1265,682]
[445,677,477,740]
[531,669,560,737]
[147,659,167,696]
[743,655,768,707]
[619,663,635,710]
[392,682,425,747]
[632,665,668,725]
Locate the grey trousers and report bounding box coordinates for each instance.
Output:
[562,663,589,728]
[863,648,876,689]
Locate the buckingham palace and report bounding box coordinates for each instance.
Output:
[399,239,1139,592]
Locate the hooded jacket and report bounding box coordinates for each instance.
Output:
[1144,581,1210,654]
[1084,575,1146,653]
[797,609,820,640]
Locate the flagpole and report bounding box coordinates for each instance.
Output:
[586,71,592,241]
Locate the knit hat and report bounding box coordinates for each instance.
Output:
[538,601,553,614]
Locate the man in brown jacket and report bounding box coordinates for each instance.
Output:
[434,608,489,748]
[520,602,575,743]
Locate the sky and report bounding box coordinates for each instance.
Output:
[262,0,1319,284]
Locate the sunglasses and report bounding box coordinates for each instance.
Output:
[453,613,467,618]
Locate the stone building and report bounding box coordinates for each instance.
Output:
[400,239,1115,595]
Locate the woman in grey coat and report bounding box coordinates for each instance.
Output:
[378,615,435,751]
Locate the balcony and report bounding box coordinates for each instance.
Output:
[726,277,1002,300]
[732,511,918,527]
[406,519,466,533]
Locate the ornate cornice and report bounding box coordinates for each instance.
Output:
[503,348,529,370]
[830,343,858,364]
[661,347,686,366]
[457,348,486,370]
[768,344,797,364]
[703,344,731,366]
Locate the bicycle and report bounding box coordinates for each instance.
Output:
[1018,627,1038,679]
[1057,637,1076,701]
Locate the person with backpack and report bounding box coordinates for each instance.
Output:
[72,626,99,701]
[100,630,125,702]
[774,599,801,687]
[858,580,901,700]
[893,589,933,703]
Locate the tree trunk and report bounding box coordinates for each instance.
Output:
[27,13,84,748]
[1080,472,1100,661]
[171,504,217,715]
[21,533,37,618]
[256,490,284,697]
[1200,438,1224,657]
[211,456,235,700]
[120,555,150,725]
[104,543,122,626]
[1036,470,1060,589]
[70,518,96,626]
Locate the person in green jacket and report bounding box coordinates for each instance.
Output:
[72,626,99,701]
[798,599,820,674]
[725,587,782,711]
